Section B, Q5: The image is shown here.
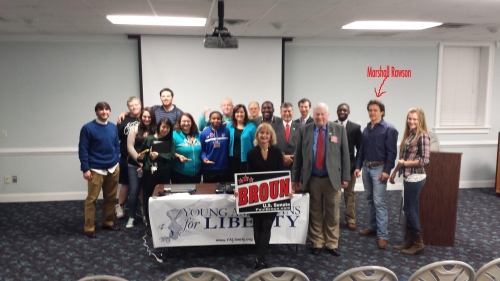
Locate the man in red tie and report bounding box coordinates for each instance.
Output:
[292,102,350,256]
[271,102,302,171]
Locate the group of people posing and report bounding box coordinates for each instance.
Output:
[78,87,431,269]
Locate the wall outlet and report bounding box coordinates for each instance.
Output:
[4,176,10,184]
[12,176,17,183]
[1,130,6,138]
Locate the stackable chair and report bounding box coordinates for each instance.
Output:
[408,260,474,281]
[77,275,129,281]
[476,257,500,281]
[164,267,230,281]
[333,266,398,281]
[244,267,310,281]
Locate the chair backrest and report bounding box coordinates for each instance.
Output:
[476,258,500,281]
[408,260,475,281]
[244,267,310,281]
[164,267,230,281]
[333,266,398,281]
[77,275,129,281]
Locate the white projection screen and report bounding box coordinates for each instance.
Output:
[141,36,282,121]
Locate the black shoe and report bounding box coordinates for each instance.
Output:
[326,248,341,256]
[254,259,268,270]
[311,247,322,255]
[101,225,120,231]
[84,231,96,238]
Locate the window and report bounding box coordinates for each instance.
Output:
[435,42,494,134]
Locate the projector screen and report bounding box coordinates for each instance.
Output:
[141,36,282,122]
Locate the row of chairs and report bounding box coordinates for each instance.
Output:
[77,257,500,281]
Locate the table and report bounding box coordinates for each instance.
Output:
[149,193,309,248]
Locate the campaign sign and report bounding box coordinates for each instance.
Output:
[235,171,291,214]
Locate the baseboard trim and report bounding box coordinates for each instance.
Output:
[0,192,101,203]
[1,180,495,202]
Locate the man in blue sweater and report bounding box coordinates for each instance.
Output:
[79,102,121,238]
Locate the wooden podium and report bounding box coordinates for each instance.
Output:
[418,151,462,247]
[496,132,500,193]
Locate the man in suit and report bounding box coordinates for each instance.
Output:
[292,103,350,256]
[272,102,302,170]
[294,98,313,124]
[335,103,362,230]
[251,101,282,125]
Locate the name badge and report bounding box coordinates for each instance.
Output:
[214,141,220,148]
[330,136,338,143]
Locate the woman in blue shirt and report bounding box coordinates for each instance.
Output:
[200,111,230,183]
[172,113,202,183]
[226,104,256,182]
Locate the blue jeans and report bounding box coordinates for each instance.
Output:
[127,165,141,220]
[362,165,388,239]
[403,179,426,233]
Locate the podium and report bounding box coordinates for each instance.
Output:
[496,132,500,193]
[418,151,462,247]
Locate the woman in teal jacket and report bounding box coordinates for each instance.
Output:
[172,113,202,183]
[226,104,256,182]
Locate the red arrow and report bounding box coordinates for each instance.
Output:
[374,76,388,97]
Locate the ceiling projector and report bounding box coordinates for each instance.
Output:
[204,0,238,49]
[204,32,238,48]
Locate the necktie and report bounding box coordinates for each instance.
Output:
[340,121,343,125]
[316,127,324,170]
[285,123,290,143]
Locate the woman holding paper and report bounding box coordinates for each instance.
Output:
[125,107,156,229]
[138,117,175,234]
[245,123,288,270]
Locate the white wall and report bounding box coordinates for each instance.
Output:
[1,38,498,202]
[284,39,500,190]
[0,37,140,201]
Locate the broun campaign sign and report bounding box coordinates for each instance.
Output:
[235,171,291,214]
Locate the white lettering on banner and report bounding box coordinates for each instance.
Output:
[149,194,309,248]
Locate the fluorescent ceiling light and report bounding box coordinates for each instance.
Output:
[107,15,206,26]
[342,21,442,30]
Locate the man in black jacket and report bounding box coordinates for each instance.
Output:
[335,103,362,230]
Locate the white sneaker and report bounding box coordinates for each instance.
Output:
[126,218,134,229]
[115,204,124,219]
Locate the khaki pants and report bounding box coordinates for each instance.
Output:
[308,176,341,249]
[84,167,119,232]
[343,173,356,224]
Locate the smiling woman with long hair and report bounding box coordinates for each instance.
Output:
[390,108,430,255]
[227,104,257,181]
[125,107,156,229]
[172,113,203,183]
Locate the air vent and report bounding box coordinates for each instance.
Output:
[438,23,471,29]
[209,19,249,27]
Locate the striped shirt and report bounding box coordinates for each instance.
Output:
[152,104,183,125]
[398,132,430,178]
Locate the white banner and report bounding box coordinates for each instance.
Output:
[149,193,309,248]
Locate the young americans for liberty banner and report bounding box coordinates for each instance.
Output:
[148,194,309,248]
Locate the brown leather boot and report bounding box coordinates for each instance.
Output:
[401,232,424,255]
[393,230,413,250]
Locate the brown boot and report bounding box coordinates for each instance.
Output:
[393,230,413,250]
[401,232,424,255]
